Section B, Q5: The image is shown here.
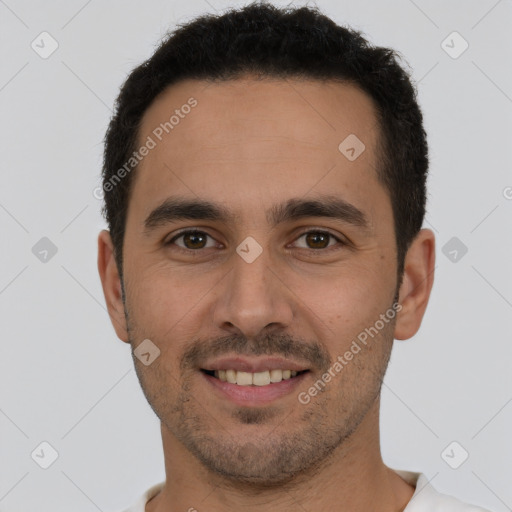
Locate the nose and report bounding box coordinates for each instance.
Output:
[212,245,294,338]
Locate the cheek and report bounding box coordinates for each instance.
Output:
[123,261,221,347]
[126,259,182,308]
[293,263,395,339]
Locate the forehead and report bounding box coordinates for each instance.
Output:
[131,77,384,222]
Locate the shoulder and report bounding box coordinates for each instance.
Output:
[397,471,493,512]
[119,481,165,512]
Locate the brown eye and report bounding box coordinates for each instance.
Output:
[294,231,345,250]
[183,232,207,249]
[294,231,339,250]
[305,232,331,249]
[169,230,215,250]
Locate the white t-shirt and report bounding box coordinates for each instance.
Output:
[121,470,492,512]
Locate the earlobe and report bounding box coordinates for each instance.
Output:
[97,230,130,342]
[394,228,435,340]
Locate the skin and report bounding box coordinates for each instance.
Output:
[98,77,435,512]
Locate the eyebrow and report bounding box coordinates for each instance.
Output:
[143,195,370,234]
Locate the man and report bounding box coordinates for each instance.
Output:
[97,3,491,511]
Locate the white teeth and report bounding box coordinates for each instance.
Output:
[236,371,253,386]
[210,369,302,385]
[252,371,271,386]
[269,369,283,383]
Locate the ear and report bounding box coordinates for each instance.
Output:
[394,228,435,340]
[97,230,129,342]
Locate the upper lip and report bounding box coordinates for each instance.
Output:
[201,356,309,373]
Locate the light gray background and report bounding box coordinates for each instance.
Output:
[1,1,511,511]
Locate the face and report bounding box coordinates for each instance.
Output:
[111,77,403,484]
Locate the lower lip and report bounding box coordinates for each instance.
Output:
[202,371,309,406]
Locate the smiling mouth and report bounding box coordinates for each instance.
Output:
[201,369,309,386]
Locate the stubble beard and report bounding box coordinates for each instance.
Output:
[130,341,392,489]
[123,289,396,488]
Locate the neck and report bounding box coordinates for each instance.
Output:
[147,400,414,512]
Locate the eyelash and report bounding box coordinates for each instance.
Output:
[166,228,346,254]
